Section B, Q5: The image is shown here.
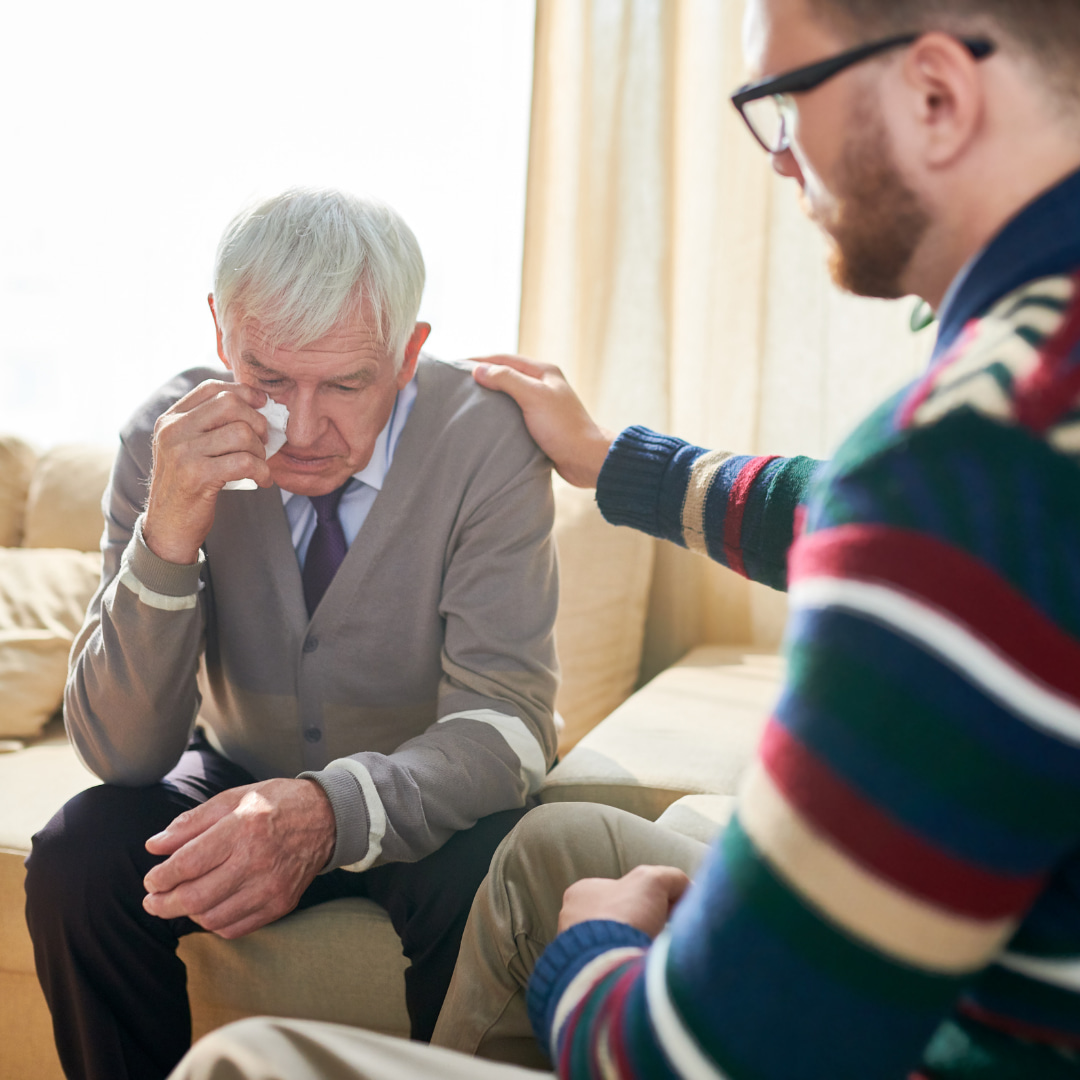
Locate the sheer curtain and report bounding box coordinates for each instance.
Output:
[519,0,934,677]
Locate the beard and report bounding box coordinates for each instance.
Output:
[813,104,931,299]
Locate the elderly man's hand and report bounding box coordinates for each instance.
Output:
[471,355,614,488]
[557,864,692,939]
[142,380,273,564]
[142,778,336,939]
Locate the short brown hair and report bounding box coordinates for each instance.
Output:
[811,0,1080,101]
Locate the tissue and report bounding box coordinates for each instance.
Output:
[223,398,290,491]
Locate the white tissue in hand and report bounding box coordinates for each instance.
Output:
[259,398,289,459]
[223,398,290,491]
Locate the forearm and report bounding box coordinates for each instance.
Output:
[302,705,549,870]
[66,513,205,784]
[595,426,821,590]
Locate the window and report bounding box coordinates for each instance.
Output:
[0,0,535,444]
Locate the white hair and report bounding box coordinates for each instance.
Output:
[213,188,425,366]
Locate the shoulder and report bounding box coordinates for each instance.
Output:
[412,354,545,472]
[819,274,1080,489]
[902,273,1080,449]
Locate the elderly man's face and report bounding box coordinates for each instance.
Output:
[215,310,428,497]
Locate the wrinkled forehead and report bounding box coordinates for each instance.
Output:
[227,312,391,365]
[742,0,843,81]
[223,292,387,352]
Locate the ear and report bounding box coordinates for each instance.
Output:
[208,294,232,371]
[897,32,987,168]
[397,322,431,387]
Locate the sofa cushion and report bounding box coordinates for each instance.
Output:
[654,793,736,845]
[552,479,654,750]
[0,437,37,548]
[24,444,115,553]
[0,549,102,737]
[540,646,781,820]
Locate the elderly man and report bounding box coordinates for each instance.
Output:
[23,189,558,1080]
[173,0,1080,1077]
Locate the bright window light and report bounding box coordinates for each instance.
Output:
[0,1,536,446]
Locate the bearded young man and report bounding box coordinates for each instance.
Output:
[172,0,1080,1077]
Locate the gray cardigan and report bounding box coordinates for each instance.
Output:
[65,356,559,871]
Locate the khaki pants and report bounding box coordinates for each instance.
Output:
[432,802,710,1067]
[170,804,710,1080]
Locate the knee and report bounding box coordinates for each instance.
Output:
[492,801,620,878]
[25,784,170,923]
[171,1018,276,1080]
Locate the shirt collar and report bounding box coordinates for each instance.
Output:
[932,165,1080,361]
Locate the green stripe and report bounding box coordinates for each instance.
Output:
[564,963,628,1075]
[975,964,1080,1029]
[1016,323,1050,349]
[998,291,1071,322]
[921,1014,1080,1079]
[721,817,965,1009]
[785,639,1080,841]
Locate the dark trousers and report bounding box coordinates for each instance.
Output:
[24,733,530,1080]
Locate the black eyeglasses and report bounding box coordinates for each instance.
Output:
[731,33,996,154]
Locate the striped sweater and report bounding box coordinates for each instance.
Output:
[527,167,1080,1079]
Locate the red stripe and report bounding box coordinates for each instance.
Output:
[723,456,779,577]
[599,962,645,1077]
[1014,274,1080,432]
[761,721,1043,919]
[897,321,981,429]
[960,999,1080,1049]
[789,524,1080,705]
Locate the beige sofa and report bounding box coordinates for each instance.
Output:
[0,436,782,1080]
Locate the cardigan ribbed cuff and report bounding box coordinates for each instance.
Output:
[299,765,372,873]
[126,515,204,597]
[596,426,685,537]
[527,919,651,1055]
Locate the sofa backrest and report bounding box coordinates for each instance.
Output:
[0,440,656,749]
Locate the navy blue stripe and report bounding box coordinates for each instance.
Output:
[702,454,756,564]
[663,837,954,1080]
[738,457,784,584]
[779,611,1080,872]
[934,168,1080,361]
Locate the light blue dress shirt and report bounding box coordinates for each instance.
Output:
[280,376,418,568]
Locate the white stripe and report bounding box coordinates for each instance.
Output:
[999,951,1080,993]
[326,758,388,872]
[549,947,645,1051]
[118,568,198,611]
[439,709,547,795]
[789,577,1080,746]
[645,929,731,1080]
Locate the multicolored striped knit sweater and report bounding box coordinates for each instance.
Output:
[527,168,1080,1079]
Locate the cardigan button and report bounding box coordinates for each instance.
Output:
[303,636,319,654]
[304,728,322,743]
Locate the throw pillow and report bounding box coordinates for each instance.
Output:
[0,548,102,737]
[24,444,116,553]
[0,436,37,548]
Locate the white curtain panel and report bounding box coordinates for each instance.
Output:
[520,0,935,675]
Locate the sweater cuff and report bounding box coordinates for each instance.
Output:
[596,426,686,536]
[121,515,204,600]
[527,919,651,1056]
[299,762,376,873]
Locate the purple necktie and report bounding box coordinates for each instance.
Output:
[302,481,350,616]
